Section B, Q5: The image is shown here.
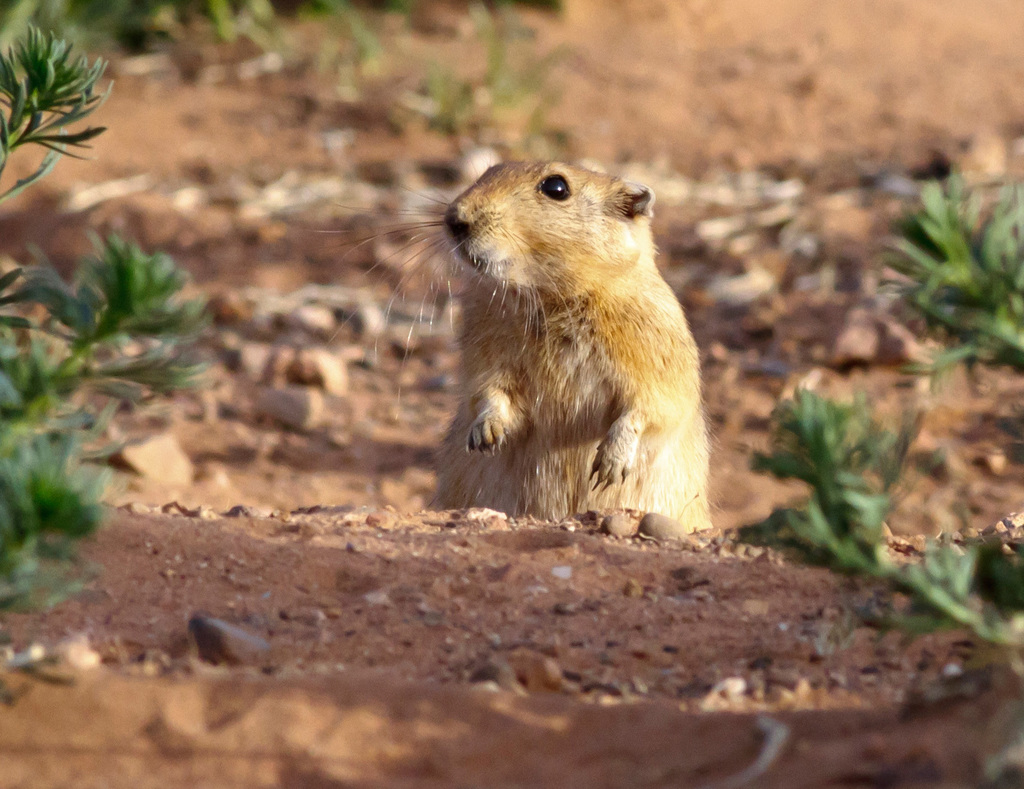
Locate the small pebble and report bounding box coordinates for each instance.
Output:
[469,659,524,694]
[363,590,391,606]
[224,504,274,519]
[941,663,964,678]
[56,635,101,670]
[255,385,325,431]
[187,615,270,666]
[710,676,747,701]
[601,513,636,538]
[638,512,688,541]
[551,566,572,580]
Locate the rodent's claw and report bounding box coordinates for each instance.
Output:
[590,450,630,490]
[467,415,506,454]
[591,422,639,490]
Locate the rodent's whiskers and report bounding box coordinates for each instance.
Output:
[395,182,451,207]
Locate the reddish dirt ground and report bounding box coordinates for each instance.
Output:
[2,1,1024,786]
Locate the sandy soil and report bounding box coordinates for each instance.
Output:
[1,1,1024,786]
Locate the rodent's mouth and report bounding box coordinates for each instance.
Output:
[452,245,498,278]
[464,252,489,273]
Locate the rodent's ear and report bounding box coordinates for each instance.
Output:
[616,181,655,219]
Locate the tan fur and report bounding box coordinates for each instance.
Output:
[435,162,710,533]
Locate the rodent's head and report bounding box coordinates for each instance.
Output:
[443,162,657,294]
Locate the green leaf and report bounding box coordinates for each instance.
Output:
[0,147,59,204]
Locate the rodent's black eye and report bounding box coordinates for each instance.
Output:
[538,174,571,201]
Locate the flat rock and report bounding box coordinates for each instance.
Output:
[350,302,386,339]
[286,304,337,337]
[638,512,688,541]
[831,307,880,366]
[601,513,636,538]
[256,386,325,431]
[118,433,194,486]
[285,347,349,395]
[237,342,274,378]
[833,308,924,367]
[188,614,270,666]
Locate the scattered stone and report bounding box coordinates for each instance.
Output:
[601,513,636,538]
[365,510,397,528]
[623,578,644,598]
[726,233,759,257]
[64,173,153,213]
[831,307,879,366]
[5,643,46,670]
[117,433,194,486]
[999,513,1024,531]
[286,304,337,337]
[224,504,274,518]
[161,501,200,516]
[237,51,284,81]
[961,130,1007,182]
[363,590,391,606]
[941,662,964,679]
[706,268,776,306]
[761,178,804,203]
[754,201,798,228]
[285,347,349,395]
[638,512,688,541]
[711,676,748,700]
[696,214,746,244]
[55,634,101,671]
[464,507,507,523]
[875,172,919,198]
[551,565,572,580]
[876,316,925,365]
[700,676,748,710]
[980,450,1008,476]
[255,386,325,431]
[187,614,270,666]
[469,658,524,694]
[237,342,274,377]
[351,302,386,340]
[208,291,253,324]
[508,651,563,693]
[779,224,821,259]
[120,502,156,515]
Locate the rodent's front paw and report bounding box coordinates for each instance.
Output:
[591,424,640,490]
[467,414,507,453]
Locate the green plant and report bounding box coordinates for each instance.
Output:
[0,434,105,609]
[0,238,206,609]
[0,0,284,49]
[412,2,562,139]
[0,29,205,610]
[742,389,1024,648]
[0,26,108,203]
[892,176,1024,375]
[741,391,914,576]
[314,5,383,99]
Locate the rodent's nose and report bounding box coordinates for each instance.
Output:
[444,204,471,244]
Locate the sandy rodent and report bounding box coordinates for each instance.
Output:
[435,161,710,535]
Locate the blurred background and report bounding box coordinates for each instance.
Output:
[1,0,1022,534]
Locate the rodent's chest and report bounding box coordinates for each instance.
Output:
[463,296,621,411]
[515,321,618,415]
